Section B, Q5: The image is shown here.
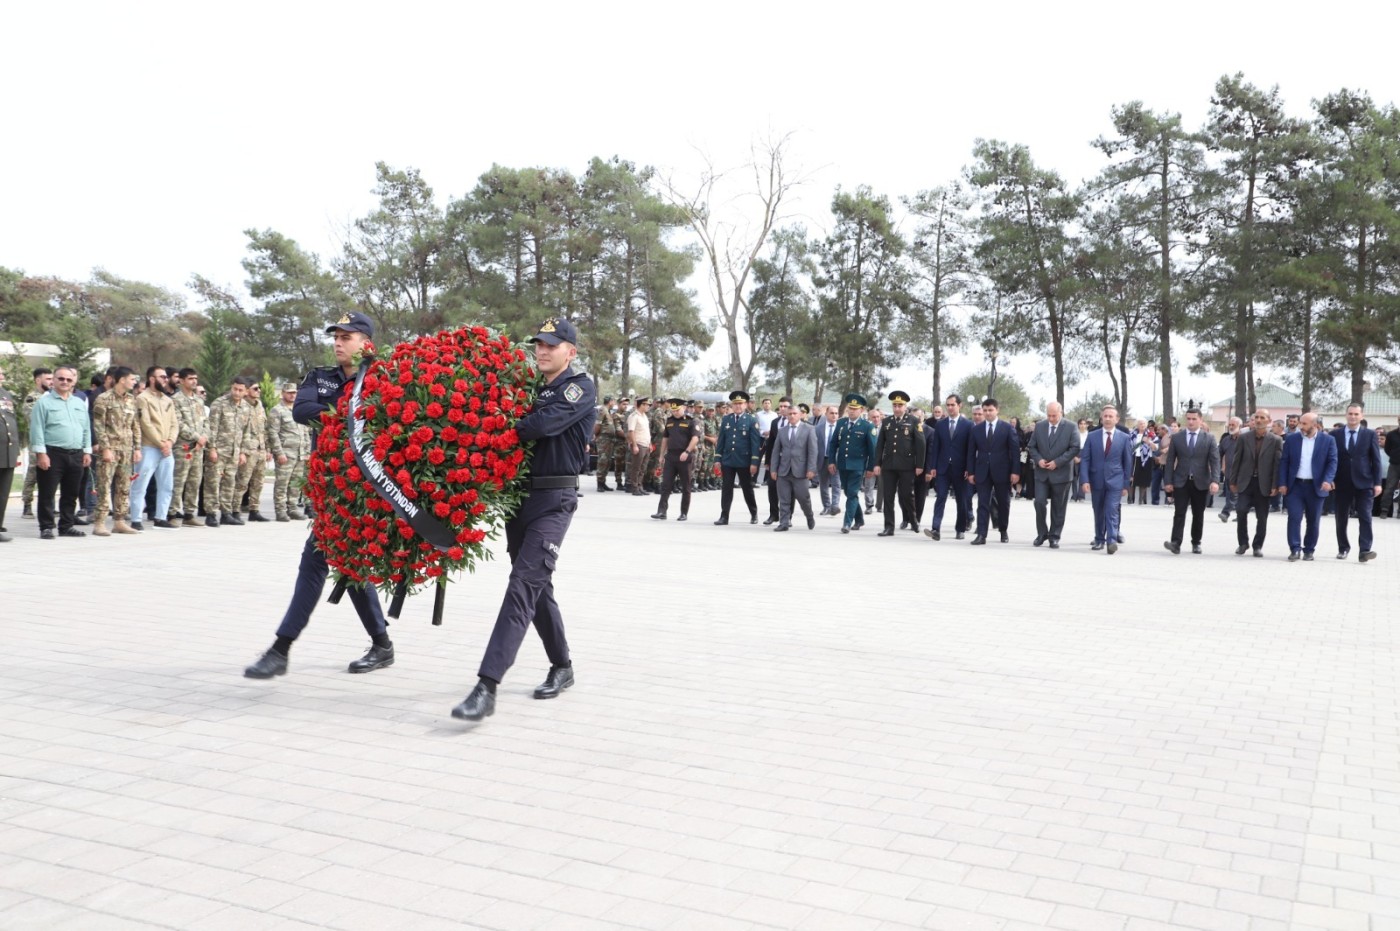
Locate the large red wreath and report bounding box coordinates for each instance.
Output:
[304,326,536,613]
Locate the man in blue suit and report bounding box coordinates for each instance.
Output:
[964,397,1020,544]
[922,393,972,541]
[1277,412,1338,561]
[1079,405,1134,554]
[1331,403,1382,561]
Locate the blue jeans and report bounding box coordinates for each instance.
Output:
[130,446,175,521]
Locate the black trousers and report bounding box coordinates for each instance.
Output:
[1235,478,1271,549]
[1170,482,1208,546]
[975,477,1011,536]
[1033,475,1071,541]
[767,469,780,520]
[719,465,757,519]
[880,468,916,530]
[914,473,930,522]
[36,447,85,532]
[0,466,12,529]
[657,453,693,515]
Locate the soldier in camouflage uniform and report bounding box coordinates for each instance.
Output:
[266,381,311,521]
[201,377,250,527]
[20,367,53,518]
[646,398,666,493]
[171,368,209,526]
[90,367,142,536]
[608,397,629,488]
[235,383,271,521]
[594,395,616,492]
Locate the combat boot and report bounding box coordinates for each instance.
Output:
[183,514,203,527]
[275,512,290,522]
[287,508,305,520]
[92,518,111,537]
[246,511,270,523]
[222,511,245,526]
[22,503,34,519]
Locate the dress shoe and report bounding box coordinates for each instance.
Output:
[763,517,776,525]
[130,521,144,532]
[864,506,872,515]
[244,648,288,679]
[807,515,815,530]
[1219,511,1230,523]
[1288,550,1301,562]
[1337,549,1349,560]
[677,514,688,522]
[1106,542,1118,555]
[1236,545,1249,555]
[287,508,305,520]
[650,512,667,520]
[347,642,394,673]
[1164,541,1181,555]
[71,516,91,526]
[1033,535,1047,547]
[1360,550,1377,563]
[1050,540,1060,549]
[59,528,86,537]
[246,511,270,523]
[205,514,220,528]
[1117,535,1124,544]
[750,514,758,524]
[841,525,850,534]
[450,683,495,721]
[971,535,987,545]
[924,528,940,541]
[153,519,177,529]
[955,531,965,540]
[713,517,728,525]
[40,529,54,539]
[1092,542,1104,550]
[774,524,790,531]
[905,524,919,533]
[533,665,574,699]
[1191,544,1202,554]
[877,528,894,536]
[1000,532,1009,543]
[1303,552,1314,561]
[222,512,245,526]
[1253,548,1263,557]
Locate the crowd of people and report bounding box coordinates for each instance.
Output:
[602,390,1397,561]
[0,364,311,542]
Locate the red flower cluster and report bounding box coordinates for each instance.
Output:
[305,326,536,597]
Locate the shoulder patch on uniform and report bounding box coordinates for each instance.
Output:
[563,383,583,403]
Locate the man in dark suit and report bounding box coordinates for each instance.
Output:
[813,406,842,516]
[923,393,971,541]
[1331,403,1382,561]
[1278,412,1338,561]
[1227,408,1283,557]
[1162,408,1220,554]
[760,397,793,524]
[1026,400,1081,548]
[1079,404,1133,553]
[964,397,1020,544]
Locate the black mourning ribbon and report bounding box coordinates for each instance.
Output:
[326,359,457,623]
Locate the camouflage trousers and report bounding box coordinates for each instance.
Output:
[236,454,268,513]
[22,461,37,505]
[93,451,135,524]
[272,456,306,517]
[595,443,624,484]
[202,449,242,514]
[172,446,204,516]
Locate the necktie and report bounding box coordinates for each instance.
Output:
[987,423,992,440]
[1049,424,1056,439]
[1349,430,1355,450]
[1188,432,1195,451]
[1105,433,1112,455]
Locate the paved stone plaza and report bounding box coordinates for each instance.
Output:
[1,487,1397,930]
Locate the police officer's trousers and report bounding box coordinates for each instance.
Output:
[479,487,575,682]
[880,468,916,531]
[657,453,692,515]
[276,534,387,641]
[839,469,866,528]
[719,465,758,519]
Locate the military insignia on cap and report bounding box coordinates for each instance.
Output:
[540,318,558,333]
[337,313,352,325]
[563,383,583,403]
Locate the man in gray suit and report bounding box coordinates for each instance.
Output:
[813,406,842,515]
[1227,408,1283,557]
[1163,407,1220,554]
[770,404,820,530]
[1027,401,1081,548]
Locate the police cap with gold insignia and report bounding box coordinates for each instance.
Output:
[798,403,810,414]
[728,390,751,403]
[888,390,911,404]
[843,392,867,409]
[666,397,685,408]
[529,316,580,346]
[325,311,375,338]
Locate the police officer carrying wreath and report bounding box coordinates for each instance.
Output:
[650,398,702,521]
[452,316,596,722]
[244,312,394,680]
[874,390,924,536]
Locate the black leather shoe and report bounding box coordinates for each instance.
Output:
[1050,540,1060,549]
[1219,511,1230,523]
[40,529,54,539]
[244,648,288,679]
[59,528,86,537]
[841,525,850,534]
[1253,548,1263,557]
[129,522,144,532]
[1164,541,1180,555]
[451,683,495,721]
[153,519,177,529]
[1106,542,1117,554]
[1117,535,1124,544]
[750,514,758,524]
[247,511,270,523]
[971,535,986,545]
[205,515,220,527]
[1288,550,1301,562]
[1303,552,1315,561]
[1191,544,1202,554]
[807,515,815,530]
[71,516,91,526]
[222,512,245,526]
[763,517,776,525]
[1092,542,1104,550]
[348,643,394,673]
[1236,545,1249,555]
[677,514,687,522]
[1000,532,1009,543]
[924,528,940,541]
[534,665,574,699]
[1336,549,1350,560]
[877,528,894,536]
[713,517,728,525]
[1360,550,1377,563]
[1033,535,1047,547]
[955,531,965,540]
[650,512,667,520]
[774,524,790,531]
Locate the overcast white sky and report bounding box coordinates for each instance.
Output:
[4,1,1398,413]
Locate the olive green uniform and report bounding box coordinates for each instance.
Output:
[91,390,140,528]
[235,398,267,513]
[202,392,245,515]
[266,401,311,519]
[172,390,208,518]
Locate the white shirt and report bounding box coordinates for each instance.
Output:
[756,410,777,436]
[1297,433,1316,480]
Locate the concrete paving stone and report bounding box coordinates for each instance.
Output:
[2,492,1397,928]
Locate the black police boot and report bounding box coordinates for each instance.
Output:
[451,683,496,721]
[244,648,288,679]
[533,665,574,700]
[348,642,394,673]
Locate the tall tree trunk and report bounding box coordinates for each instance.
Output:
[1301,293,1314,411]
[1157,147,1174,418]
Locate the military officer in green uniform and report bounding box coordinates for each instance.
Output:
[714,390,762,525]
[875,390,925,536]
[827,393,878,533]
